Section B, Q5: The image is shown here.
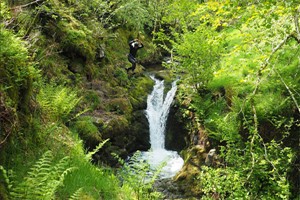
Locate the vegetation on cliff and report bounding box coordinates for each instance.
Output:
[1,0,164,199]
[157,1,300,199]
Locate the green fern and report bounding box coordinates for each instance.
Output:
[118,151,164,200]
[85,139,109,162]
[37,84,81,122]
[68,188,84,200]
[9,151,75,200]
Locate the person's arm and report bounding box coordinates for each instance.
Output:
[138,42,144,48]
[129,40,134,47]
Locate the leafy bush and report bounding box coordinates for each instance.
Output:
[57,140,120,200]
[172,26,222,91]
[113,0,152,31]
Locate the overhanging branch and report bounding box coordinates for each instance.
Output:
[252,9,300,96]
[252,33,294,95]
[274,68,300,113]
[11,0,44,9]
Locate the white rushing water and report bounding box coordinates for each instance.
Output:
[141,76,184,179]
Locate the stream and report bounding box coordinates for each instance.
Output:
[140,75,184,179]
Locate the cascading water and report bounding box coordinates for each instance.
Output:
[140,75,184,179]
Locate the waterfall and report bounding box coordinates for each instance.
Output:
[141,75,184,179]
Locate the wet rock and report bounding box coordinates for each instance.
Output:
[165,103,187,152]
[205,148,216,166]
[128,110,150,152]
[154,178,201,199]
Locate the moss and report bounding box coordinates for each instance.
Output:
[0,27,37,112]
[82,90,101,110]
[103,115,130,136]
[129,75,154,110]
[57,20,96,61]
[73,116,102,149]
[105,98,132,115]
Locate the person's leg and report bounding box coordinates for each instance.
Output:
[127,55,136,72]
[131,62,136,72]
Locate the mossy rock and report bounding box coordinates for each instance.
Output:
[129,110,151,152]
[73,116,102,149]
[82,90,101,110]
[129,75,153,110]
[105,98,132,115]
[102,115,130,137]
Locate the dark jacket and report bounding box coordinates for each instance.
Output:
[129,40,144,57]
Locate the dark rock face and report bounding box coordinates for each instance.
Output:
[128,110,150,152]
[95,112,150,165]
[165,103,187,152]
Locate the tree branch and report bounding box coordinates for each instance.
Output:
[246,101,258,181]
[274,68,300,113]
[11,0,44,9]
[252,33,294,95]
[0,131,12,147]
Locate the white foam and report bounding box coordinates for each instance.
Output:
[141,76,183,179]
[141,149,184,179]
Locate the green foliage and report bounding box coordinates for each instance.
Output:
[196,138,294,199]
[68,188,84,200]
[114,67,129,86]
[58,151,120,200]
[2,0,299,199]
[0,1,11,22]
[37,84,81,122]
[0,165,10,199]
[85,139,109,162]
[162,0,300,198]
[116,151,163,200]
[113,0,152,31]
[174,26,222,91]
[0,26,38,112]
[198,166,248,199]
[72,116,102,148]
[9,151,74,200]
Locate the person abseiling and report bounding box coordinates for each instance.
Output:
[127,39,143,73]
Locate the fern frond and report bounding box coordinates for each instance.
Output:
[10,150,74,200]
[69,188,84,200]
[0,165,10,186]
[85,139,109,161]
[37,84,81,122]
